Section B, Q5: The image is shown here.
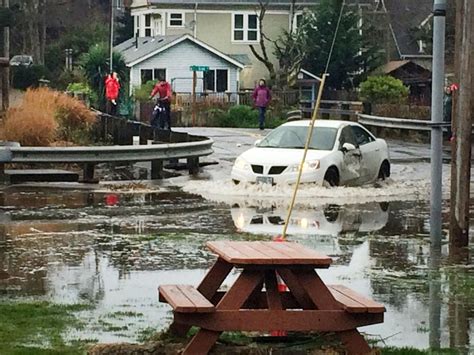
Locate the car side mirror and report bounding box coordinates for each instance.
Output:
[254,139,262,146]
[341,142,356,152]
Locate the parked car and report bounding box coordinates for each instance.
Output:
[10,55,34,67]
[231,120,390,186]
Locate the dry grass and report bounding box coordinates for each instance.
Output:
[4,88,96,146]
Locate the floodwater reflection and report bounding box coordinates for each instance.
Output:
[0,187,472,351]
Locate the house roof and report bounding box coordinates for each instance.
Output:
[147,0,372,7]
[383,0,433,58]
[375,60,431,75]
[115,34,246,69]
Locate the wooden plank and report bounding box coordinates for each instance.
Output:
[294,269,340,310]
[159,285,196,313]
[159,285,214,313]
[339,329,372,354]
[197,257,233,301]
[179,285,215,312]
[206,241,332,266]
[328,285,367,313]
[264,271,283,310]
[174,310,384,332]
[328,285,385,313]
[277,268,315,310]
[265,242,332,267]
[217,269,265,310]
[183,329,220,355]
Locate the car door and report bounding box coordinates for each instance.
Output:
[338,126,362,185]
[350,125,381,182]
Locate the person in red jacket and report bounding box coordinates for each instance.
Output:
[105,72,120,116]
[149,77,172,130]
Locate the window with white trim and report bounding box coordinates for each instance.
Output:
[233,14,259,42]
[203,69,228,92]
[140,68,167,85]
[144,14,152,36]
[168,12,184,27]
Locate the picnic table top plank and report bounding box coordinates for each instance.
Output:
[328,285,386,313]
[206,241,332,266]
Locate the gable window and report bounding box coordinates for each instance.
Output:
[140,68,167,85]
[144,14,152,36]
[168,12,184,27]
[233,14,259,42]
[203,69,228,92]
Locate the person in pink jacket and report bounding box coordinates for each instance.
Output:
[252,79,272,130]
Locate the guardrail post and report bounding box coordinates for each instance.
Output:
[187,157,199,175]
[83,163,96,183]
[151,160,163,179]
[0,163,8,184]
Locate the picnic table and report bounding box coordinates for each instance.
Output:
[159,241,385,354]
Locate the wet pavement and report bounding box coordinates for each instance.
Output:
[1,127,473,352]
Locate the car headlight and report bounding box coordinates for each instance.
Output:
[234,157,250,170]
[289,160,320,172]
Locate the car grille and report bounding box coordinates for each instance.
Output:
[268,166,287,175]
[251,165,264,174]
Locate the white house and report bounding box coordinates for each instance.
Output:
[115,34,246,94]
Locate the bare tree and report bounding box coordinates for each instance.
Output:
[249,0,276,85]
[249,0,308,88]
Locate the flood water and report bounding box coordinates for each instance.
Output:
[0,184,473,352]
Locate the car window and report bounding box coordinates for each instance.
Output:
[351,126,374,146]
[258,126,338,150]
[339,126,358,148]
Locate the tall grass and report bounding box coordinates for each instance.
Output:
[4,88,96,146]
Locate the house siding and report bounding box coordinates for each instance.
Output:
[131,5,291,89]
[130,40,239,94]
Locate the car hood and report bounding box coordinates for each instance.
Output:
[238,147,333,165]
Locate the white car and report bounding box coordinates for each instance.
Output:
[231,120,390,186]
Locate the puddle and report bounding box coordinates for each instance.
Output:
[0,187,473,352]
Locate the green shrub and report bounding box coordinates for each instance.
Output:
[359,75,409,104]
[12,65,49,90]
[225,105,259,127]
[134,80,157,102]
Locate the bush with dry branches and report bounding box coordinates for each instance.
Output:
[4,88,96,146]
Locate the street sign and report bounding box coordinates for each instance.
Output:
[190,65,209,72]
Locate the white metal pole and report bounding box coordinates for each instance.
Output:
[109,0,115,73]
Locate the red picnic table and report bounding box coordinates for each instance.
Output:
[159,241,385,354]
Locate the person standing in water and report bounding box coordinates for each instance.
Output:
[252,79,272,130]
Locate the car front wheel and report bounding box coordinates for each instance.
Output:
[323,167,339,187]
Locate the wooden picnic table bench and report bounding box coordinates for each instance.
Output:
[159,241,385,354]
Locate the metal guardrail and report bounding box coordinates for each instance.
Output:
[0,139,214,164]
[357,113,463,131]
[0,112,215,183]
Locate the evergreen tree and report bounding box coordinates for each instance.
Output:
[115,8,134,45]
[303,0,374,89]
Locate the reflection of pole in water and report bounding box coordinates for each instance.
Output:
[428,245,441,349]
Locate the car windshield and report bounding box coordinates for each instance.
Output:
[257,125,337,150]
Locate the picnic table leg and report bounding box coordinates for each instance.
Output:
[293,269,373,353]
[183,269,265,355]
[339,329,372,354]
[170,258,233,337]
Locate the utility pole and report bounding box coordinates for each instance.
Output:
[109,0,115,73]
[2,0,9,111]
[430,0,447,249]
[450,0,472,247]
